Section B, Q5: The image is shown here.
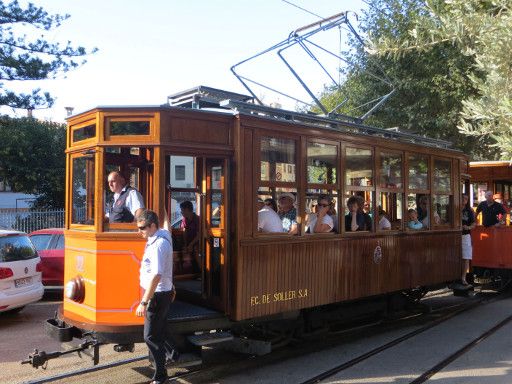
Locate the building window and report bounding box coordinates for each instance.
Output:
[175,165,186,181]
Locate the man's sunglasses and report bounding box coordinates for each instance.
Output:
[138,224,149,230]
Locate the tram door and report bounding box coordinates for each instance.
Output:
[203,158,228,310]
[167,155,228,312]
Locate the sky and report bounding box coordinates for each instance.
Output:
[5,0,370,122]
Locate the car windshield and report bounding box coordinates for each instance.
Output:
[0,235,38,262]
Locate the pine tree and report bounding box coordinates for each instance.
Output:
[0,0,96,109]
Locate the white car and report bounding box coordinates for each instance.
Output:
[0,230,44,314]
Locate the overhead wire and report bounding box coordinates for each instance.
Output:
[280,0,324,20]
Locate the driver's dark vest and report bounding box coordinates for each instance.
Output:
[109,187,135,223]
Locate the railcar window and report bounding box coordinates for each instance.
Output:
[72,124,96,143]
[432,194,452,225]
[408,154,429,190]
[103,147,152,231]
[433,159,453,226]
[378,192,403,230]
[109,121,150,136]
[344,192,373,232]
[258,137,298,235]
[344,147,374,232]
[71,155,95,226]
[434,159,452,193]
[380,152,402,189]
[346,147,373,187]
[261,137,296,182]
[305,190,338,234]
[305,142,339,234]
[407,193,430,230]
[307,143,337,184]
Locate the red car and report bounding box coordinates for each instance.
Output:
[29,228,64,288]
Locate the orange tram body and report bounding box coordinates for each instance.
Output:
[468,161,512,283]
[42,86,467,363]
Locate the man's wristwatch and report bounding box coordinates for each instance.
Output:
[140,301,148,306]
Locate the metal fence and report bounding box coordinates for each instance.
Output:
[0,209,65,233]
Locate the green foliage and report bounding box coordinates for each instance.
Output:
[317,0,499,160]
[0,0,96,109]
[0,116,66,208]
[368,0,511,160]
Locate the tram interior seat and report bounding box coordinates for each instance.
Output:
[171,229,201,281]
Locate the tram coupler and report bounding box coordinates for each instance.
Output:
[22,336,102,369]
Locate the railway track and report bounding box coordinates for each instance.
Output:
[19,289,498,384]
[299,289,509,384]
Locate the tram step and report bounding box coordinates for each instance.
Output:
[187,331,233,346]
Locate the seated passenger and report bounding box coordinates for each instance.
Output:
[378,208,392,230]
[345,195,372,231]
[264,198,278,212]
[278,193,298,235]
[408,208,423,230]
[180,201,201,273]
[417,195,440,228]
[258,198,284,233]
[307,195,334,234]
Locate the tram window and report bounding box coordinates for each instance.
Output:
[307,143,337,184]
[72,124,96,143]
[408,154,429,190]
[71,155,95,226]
[407,193,434,230]
[378,192,403,230]
[260,137,296,182]
[257,187,298,235]
[109,121,150,136]
[380,152,402,189]
[346,147,373,187]
[104,147,152,230]
[343,192,373,232]
[433,194,452,225]
[305,190,338,233]
[434,159,452,193]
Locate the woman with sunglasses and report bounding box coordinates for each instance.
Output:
[307,194,334,233]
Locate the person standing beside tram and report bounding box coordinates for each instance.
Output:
[476,191,506,227]
[106,171,145,222]
[136,209,175,384]
[461,194,476,285]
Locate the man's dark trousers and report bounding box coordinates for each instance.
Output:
[144,291,172,382]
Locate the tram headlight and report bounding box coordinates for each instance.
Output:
[65,275,85,303]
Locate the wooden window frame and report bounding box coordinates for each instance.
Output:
[255,131,300,237]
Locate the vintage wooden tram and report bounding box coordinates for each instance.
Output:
[468,161,512,284]
[35,86,466,366]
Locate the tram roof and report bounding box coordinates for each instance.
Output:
[470,160,512,167]
[68,86,459,151]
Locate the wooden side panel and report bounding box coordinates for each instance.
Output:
[234,232,461,321]
[167,116,231,145]
[472,226,512,269]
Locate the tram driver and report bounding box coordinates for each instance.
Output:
[105,171,145,223]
